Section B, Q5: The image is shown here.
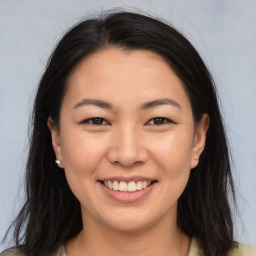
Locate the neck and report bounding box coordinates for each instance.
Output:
[66,211,190,256]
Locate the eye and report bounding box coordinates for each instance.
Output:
[147,117,173,125]
[81,117,109,125]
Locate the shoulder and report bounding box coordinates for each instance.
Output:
[0,247,24,256]
[188,238,256,256]
[230,242,256,256]
[0,245,66,256]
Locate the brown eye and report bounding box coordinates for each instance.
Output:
[148,117,172,125]
[82,117,108,125]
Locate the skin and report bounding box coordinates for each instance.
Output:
[49,48,209,256]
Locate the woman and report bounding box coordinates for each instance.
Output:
[1,10,255,256]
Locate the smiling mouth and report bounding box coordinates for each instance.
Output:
[98,180,158,192]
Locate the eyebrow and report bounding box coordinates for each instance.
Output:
[74,99,112,109]
[73,98,181,110]
[140,98,181,110]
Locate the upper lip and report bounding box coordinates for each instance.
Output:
[98,176,157,183]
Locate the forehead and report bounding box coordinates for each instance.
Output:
[64,47,191,110]
[70,48,172,83]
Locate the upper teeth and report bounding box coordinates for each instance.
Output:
[103,180,151,192]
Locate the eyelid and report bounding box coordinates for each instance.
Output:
[147,117,175,125]
[80,117,109,125]
[80,117,175,126]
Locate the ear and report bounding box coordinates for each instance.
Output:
[47,117,64,168]
[190,114,209,169]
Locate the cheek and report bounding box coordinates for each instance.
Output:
[59,131,108,194]
[150,130,194,175]
[153,133,192,206]
[61,128,107,166]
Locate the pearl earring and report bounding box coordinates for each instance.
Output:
[55,160,62,165]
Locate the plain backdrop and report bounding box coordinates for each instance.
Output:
[0,0,255,251]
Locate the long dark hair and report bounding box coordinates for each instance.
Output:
[5,10,236,256]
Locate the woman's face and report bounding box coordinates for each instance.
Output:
[50,48,208,232]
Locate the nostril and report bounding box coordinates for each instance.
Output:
[106,145,149,167]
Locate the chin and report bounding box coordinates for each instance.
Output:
[108,221,151,233]
[100,212,155,233]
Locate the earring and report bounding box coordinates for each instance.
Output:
[55,160,62,165]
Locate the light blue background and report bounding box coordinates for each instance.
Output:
[1,0,255,251]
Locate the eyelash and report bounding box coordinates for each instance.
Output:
[81,117,174,126]
[82,117,109,125]
[147,117,173,125]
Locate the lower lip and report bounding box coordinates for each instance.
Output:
[98,182,156,203]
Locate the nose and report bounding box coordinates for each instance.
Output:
[106,125,149,167]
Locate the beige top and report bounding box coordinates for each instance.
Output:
[1,238,256,256]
